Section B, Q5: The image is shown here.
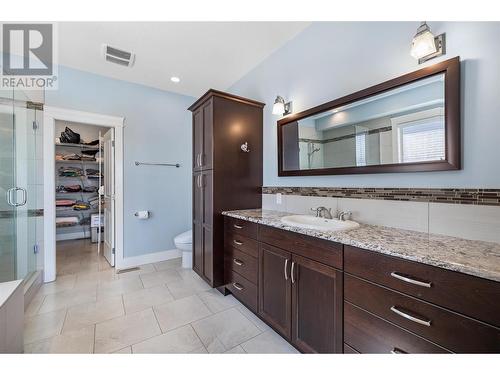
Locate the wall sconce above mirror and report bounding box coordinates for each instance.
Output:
[272,95,293,116]
[411,21,446,64]
[277,57,460,176]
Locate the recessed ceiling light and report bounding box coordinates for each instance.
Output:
[170,76,180,83]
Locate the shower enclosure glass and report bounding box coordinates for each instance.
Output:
[0,88,40,283]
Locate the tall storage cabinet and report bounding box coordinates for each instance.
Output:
[188,90,264,287]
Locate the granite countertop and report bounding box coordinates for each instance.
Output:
[222,209,500,283]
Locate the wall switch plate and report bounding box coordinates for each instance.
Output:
[276,193,282,205]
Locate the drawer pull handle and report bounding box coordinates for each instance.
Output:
[284,259,289,280]
[291,261,296,284]
[390,272,432,288]
[233,240,243,246]
[233,224,244,229]
[390,348,407,354]
[390,306,431,327]
[233,259,244,266]
[232,282,244,291]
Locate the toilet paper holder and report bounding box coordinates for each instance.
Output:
[134,210,150,219]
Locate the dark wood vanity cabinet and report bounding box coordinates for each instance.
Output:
[189,90,264,287]
[223,216,500,354]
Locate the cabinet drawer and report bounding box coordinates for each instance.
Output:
[345,274,500,353]
[344,302,450,354]
[225,246,258,284]
[344,245,500,328]
[259,225,342,269]
[225,216,258,240]
[224,230,259,258]
[226,271,258,312]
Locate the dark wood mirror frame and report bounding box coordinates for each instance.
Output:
[277,57,461,176]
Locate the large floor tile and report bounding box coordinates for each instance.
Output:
[24,309,67,344]
[123,285,174,314]
[63,296,125,333]
[197,289,239,313]
[132,324,203,353]
[166,276,211,300]
[236,304,270,332]
[24,326,95,354]
[241,330,298,354]
[224,345,246,354]
[38,274,77,295]
[118,263,155,279]
[139,269,182,289]
[191,307,261,353]
[112,346,132,354]
[153,295,212,332]
[94,308,161,353]
[97,276,143,300]
[38,286,97,314]
[153,258,182,271]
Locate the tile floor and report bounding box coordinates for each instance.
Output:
[24,239,298,354]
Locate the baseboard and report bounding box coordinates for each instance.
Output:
[23,270,43,309]
[117,249,181,270]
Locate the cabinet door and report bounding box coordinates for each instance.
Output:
[291,254,343,353]
[201,100,213,170]
[193,108,203,171]
[202,171,213,281]
[192,173,203,274]
[259,243,292,339]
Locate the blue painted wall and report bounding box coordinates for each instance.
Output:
[46,66,194,258]
[229,21,500,188]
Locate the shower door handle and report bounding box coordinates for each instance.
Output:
[6,187,27,207]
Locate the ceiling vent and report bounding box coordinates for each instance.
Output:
[102,44,135,67]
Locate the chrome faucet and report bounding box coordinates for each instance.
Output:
[338,211,352,221]
[311,206,333,219]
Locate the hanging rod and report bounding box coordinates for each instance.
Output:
[134,161,180,168]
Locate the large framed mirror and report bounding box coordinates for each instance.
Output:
[278,57,460,176]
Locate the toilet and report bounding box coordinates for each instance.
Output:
[174,230,192,268]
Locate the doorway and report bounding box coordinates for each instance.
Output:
[43,107,124,282]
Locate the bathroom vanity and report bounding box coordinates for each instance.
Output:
[222,209,500,354]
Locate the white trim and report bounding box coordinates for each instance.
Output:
[43,106,124,282]
[117,249,181,271]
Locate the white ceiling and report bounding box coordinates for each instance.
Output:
[57,22,310,97]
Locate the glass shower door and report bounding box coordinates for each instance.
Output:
[0,89,16,282]
[0,88,39,282]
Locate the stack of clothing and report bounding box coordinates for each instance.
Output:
[86,168,102,178]
[59,127,80,144]
[82,185,98,193]
[56,199,76,207]
[56,184,82,193]
[88,196,103,209]
[73,201,91,211]
[59,166,83,177]
[56,217,79,227]
[56,153,97,162]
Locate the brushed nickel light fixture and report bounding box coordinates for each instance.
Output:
[410,22,446,64]
[272,95,292,116]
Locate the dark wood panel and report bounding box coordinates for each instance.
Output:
[345,274,500,353]
[291,254,343,353]
[277,56,460,176]
[192,108,203,172]
[202,171,213,226]
[259,243,292,339]
[344,245,500,328]
[224,216,258,240]
[202,227,213,283]
[343,343,360,354]
[226,271,258,312]
[258,225,343,269]
[193,222,203,275]
[225,246,258,284]
[344,302,450,354]
[201,99,213,170]
[224,230,259,258]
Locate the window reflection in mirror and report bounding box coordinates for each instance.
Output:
[282,73,445,171]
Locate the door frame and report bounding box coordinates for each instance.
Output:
[43,106,124,282]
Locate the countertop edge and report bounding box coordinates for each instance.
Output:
[222,210,500,283]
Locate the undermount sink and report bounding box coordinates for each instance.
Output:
[280,215,360,232]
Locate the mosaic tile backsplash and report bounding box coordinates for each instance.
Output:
[262,187,500,206]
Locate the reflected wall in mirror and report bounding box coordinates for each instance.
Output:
[278,57,460,176]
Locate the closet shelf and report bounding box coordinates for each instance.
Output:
[55,143,100,150]
[56,160,103,165]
